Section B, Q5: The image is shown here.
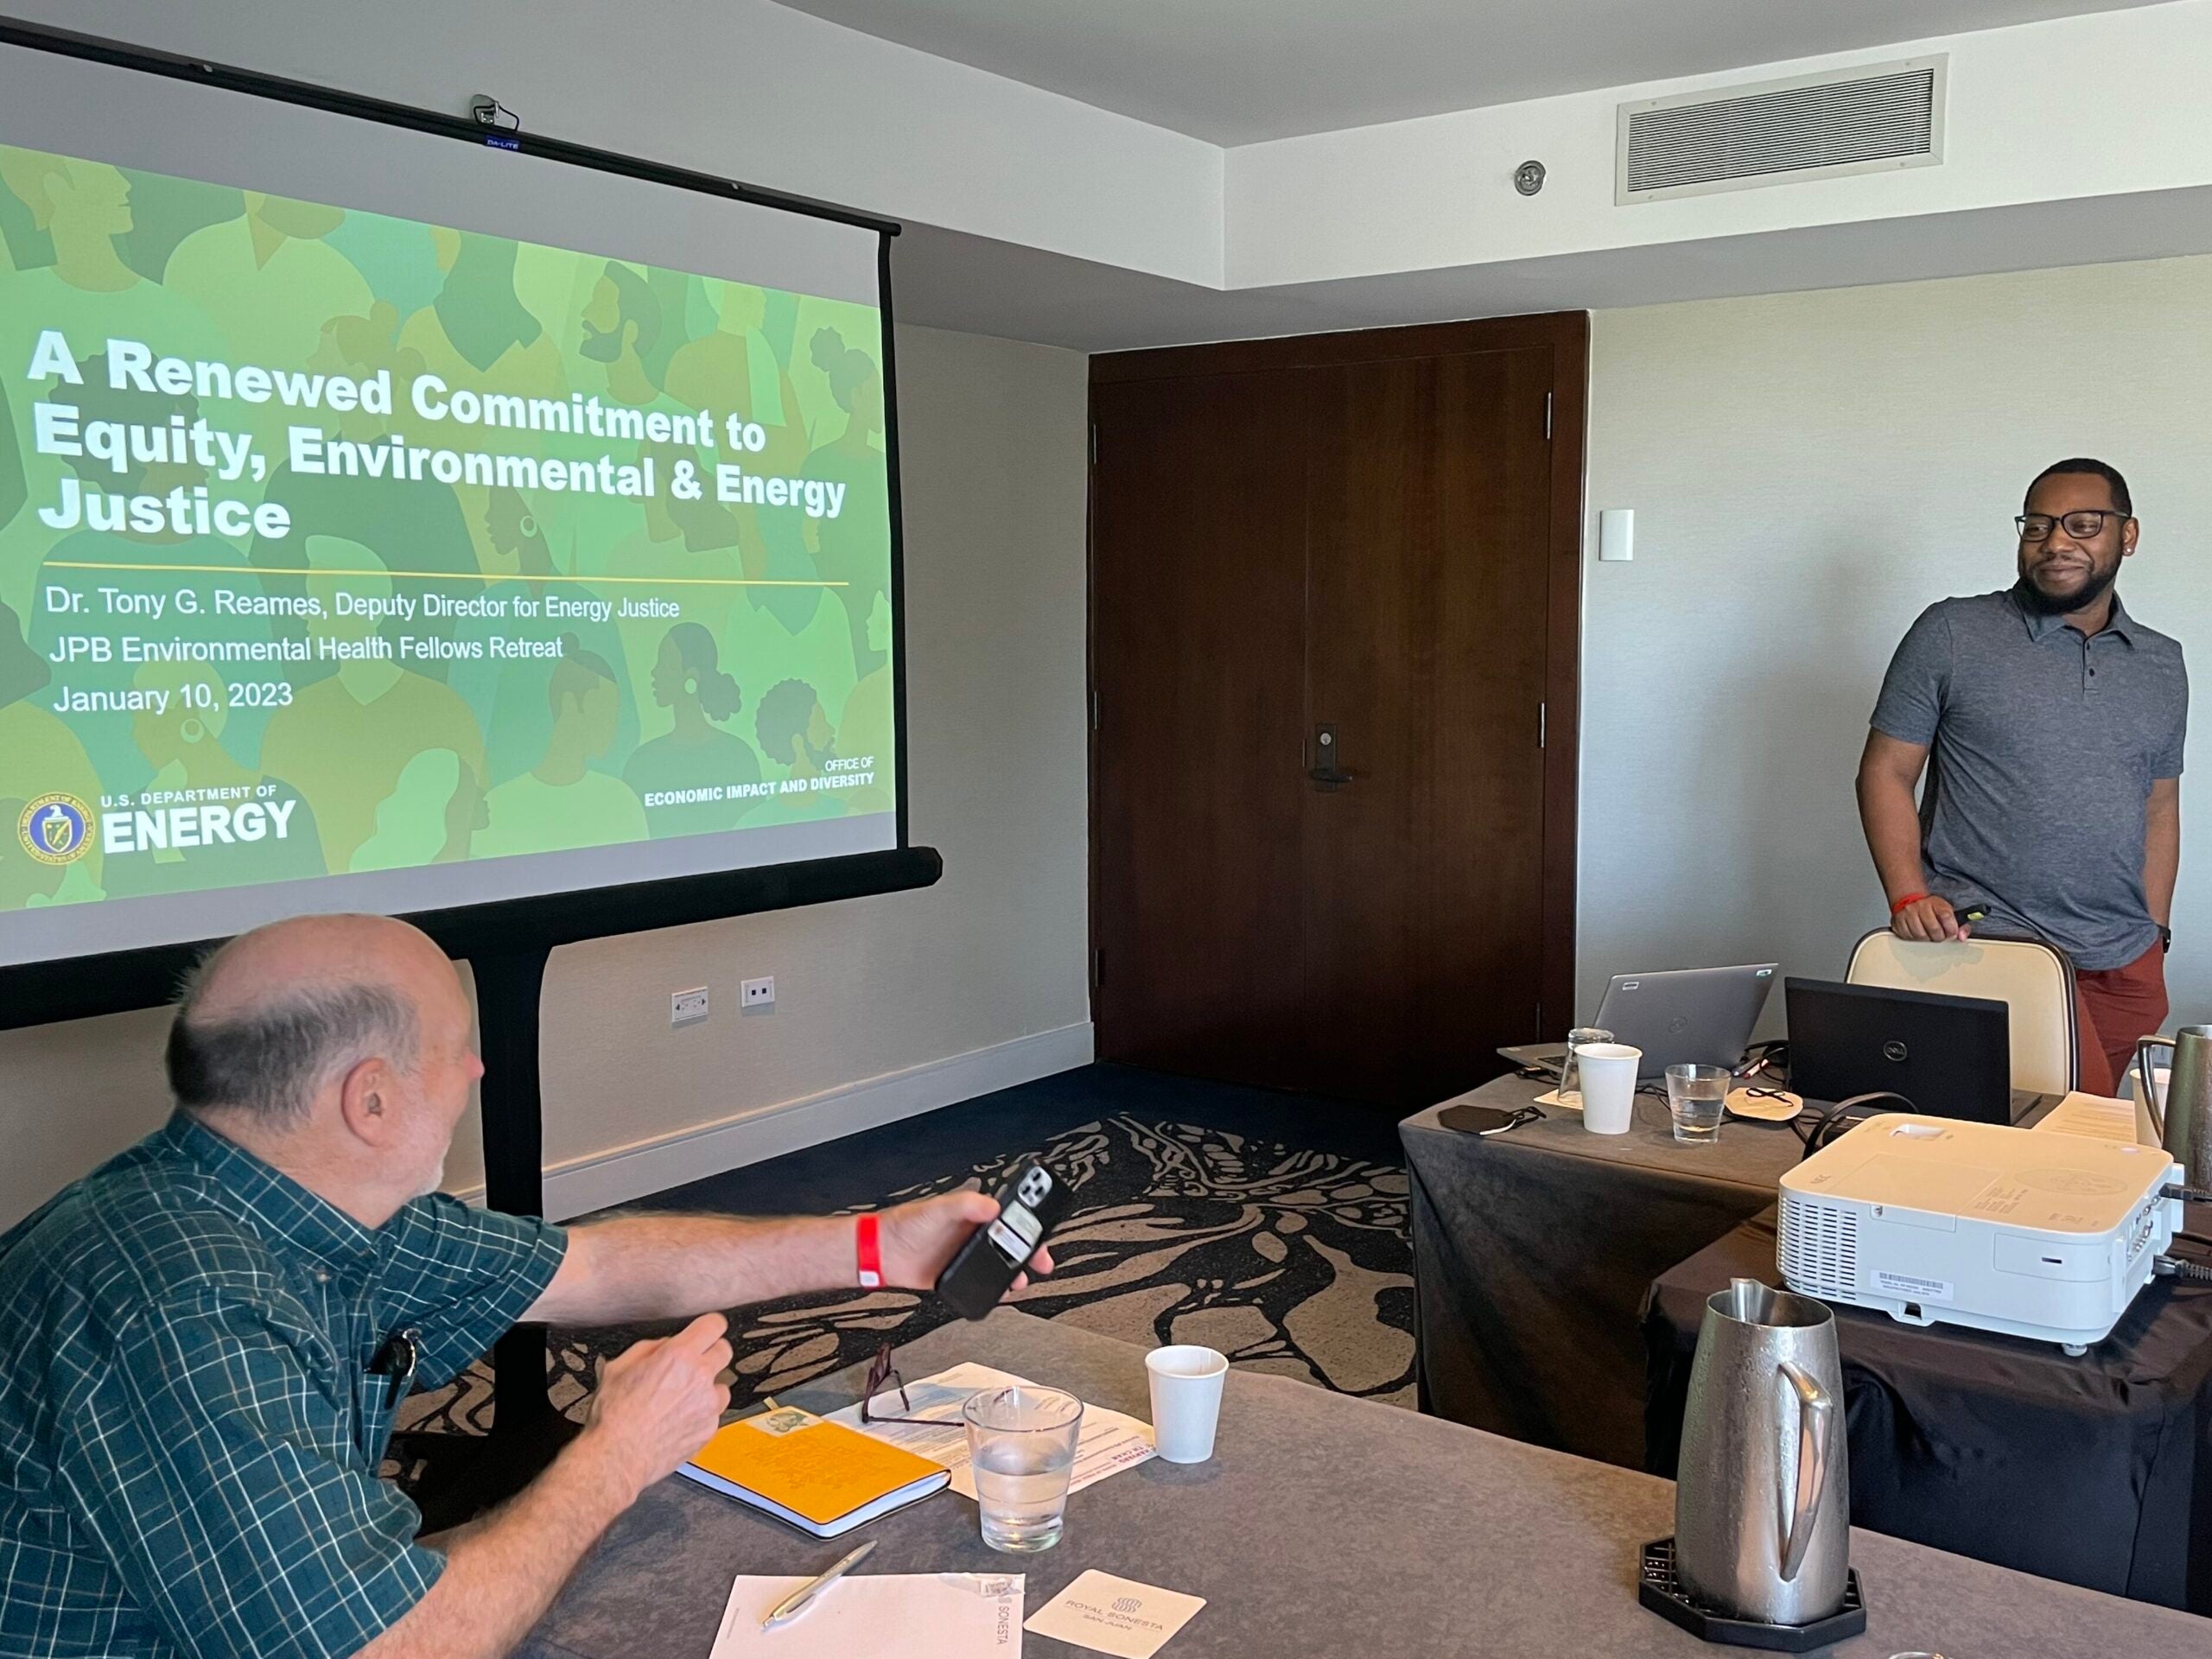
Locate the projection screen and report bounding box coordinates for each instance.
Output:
[0,27,910,982]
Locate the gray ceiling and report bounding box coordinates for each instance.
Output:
[773,0,2171,143]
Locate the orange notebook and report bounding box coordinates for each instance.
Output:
[678,1406,950,1537]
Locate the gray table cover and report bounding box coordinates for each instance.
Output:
[1402,1076,1802,1465]
[522,1309,2207,1657]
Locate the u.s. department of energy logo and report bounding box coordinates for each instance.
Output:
[19,793,92,866]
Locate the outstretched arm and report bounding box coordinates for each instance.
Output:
[524,1189,1052,1327]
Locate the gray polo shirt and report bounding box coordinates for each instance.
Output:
[1871,587,2187,971]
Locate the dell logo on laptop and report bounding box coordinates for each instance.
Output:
[1883,1040,1910,1063]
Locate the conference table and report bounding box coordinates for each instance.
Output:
[519,1309,2205,1656]
[1402,1073,1803,1466]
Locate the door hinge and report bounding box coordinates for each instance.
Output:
[1091,948,1103,988]
[1538,702,1547,749]
[1544,391,1554,441]
[1535,1001,1544,1036]
[1091,690,1100,730]
[1090,424,1098,465]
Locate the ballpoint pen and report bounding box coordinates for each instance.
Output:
[760,1537,878,1630]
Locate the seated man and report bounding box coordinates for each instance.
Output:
[0,913,1047,1659]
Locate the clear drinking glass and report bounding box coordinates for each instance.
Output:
[1666,1063,1731,1144]
[963,1384,1083,1552]
[1557,1027,1614,1107]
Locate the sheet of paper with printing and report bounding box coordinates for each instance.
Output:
[707,1572,1023,1657]
[826,1362,1156,1498]
[2034,1090,2155,1145]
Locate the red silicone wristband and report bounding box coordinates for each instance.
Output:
[855,1212,883,1289]
[1890,892,1929,916]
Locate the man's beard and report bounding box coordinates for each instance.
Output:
[2016,560,2119,617]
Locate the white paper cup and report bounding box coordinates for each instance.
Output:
[1145,1344,1228,1464]
[1576,1044,1642,1135]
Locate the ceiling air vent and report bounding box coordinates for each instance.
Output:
[1617,55,1945,205]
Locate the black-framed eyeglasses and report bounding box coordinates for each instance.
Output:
[860,1342,957,1427]
[2018,510,2129,542]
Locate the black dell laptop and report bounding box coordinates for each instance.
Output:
[1784,978,2021,1125]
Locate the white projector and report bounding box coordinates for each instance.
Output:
[1777,1115,2182,1353]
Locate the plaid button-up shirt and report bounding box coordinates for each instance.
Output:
[0,1113,567,1659]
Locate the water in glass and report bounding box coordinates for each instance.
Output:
[963,1385,1082,1553]
[1667,1064,1730,1144]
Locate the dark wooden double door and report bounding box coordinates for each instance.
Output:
[1090,318,1586,1106]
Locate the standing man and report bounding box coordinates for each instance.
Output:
[0,913,1050,1659]
[1857,459,2187,1095]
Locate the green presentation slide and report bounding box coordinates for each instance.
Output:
[0,141,895,916]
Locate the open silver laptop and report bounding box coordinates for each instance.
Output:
[1499,963,1779,1081]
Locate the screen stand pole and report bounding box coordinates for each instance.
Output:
[474,946,558,1444]
[406,946,575,1531]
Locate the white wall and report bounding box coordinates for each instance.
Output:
[21,0,2212,349]
[0,322,1092,1230]
[1579,252,2212,1033]
[1229,2,2212,289]
[28,0,2212,322]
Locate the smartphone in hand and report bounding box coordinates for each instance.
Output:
[933,1160,1069,1320]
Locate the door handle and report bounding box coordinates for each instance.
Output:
[1309,724,1352,789]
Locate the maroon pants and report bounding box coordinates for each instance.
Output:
[2073,943,2168,1096]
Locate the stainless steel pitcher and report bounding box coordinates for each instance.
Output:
[2136,1026,2212,1191]
[1675,1277,1850,1627]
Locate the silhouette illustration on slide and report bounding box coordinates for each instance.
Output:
[476,636,648,858]
[804,326,890,681]
[623,621,763,838]
[260,536,486,872]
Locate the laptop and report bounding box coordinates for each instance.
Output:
[1499,963,1778,1081]
[1784,977,2020,1125]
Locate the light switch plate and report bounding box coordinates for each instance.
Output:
[1599,508,1635,562]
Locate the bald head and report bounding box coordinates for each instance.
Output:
[166,914,450,1124]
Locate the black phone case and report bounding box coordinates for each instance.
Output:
[933,1160,1070,1321]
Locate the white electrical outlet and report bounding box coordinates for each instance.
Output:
[671,987,709,1026]
[741,976,776,1010]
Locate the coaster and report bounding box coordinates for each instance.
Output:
[1726,1086,1802,1122]
[1637,1538,1866,1652]
[1535,1088,1579,1111]
[1026,1571,1206,1658]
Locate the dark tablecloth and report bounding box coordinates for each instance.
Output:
[1402,1076,1805,1465]
[521,1310,2209,1657]
[1643,1208,2212,1613]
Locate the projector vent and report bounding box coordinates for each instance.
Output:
[1618,56,1945,204]
[1777,1195,1859,1302]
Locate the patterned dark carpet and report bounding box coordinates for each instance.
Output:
[391,1101,1414,1474]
